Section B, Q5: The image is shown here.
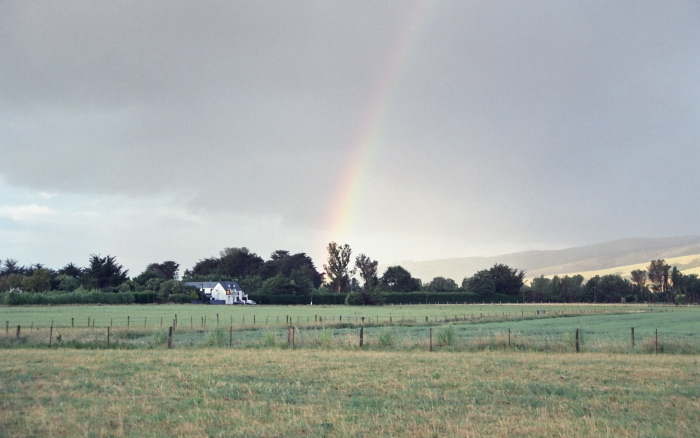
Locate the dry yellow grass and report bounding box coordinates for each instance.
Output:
[1,348,699,437]
[529,253,700,281]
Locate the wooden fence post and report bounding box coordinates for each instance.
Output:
[144,317,147,328]
[359,327,364,349]
[16,325,20,340]
[575,329,580,353]
[88,317,90,327]
[127,316,130,328]
[167,326,173,349]
[292,326,295,347]
[429,328,433,352]
[508,328,511,348]
[655,329,658,354]
[229,326,233,347]
[72,317,74,328]
[107,326,110,347]
[217,313,219,326]
[6,321,8,336]
[631,327,635,348]
[49,326,53,347]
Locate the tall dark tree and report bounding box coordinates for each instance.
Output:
[526,276,551,302]
[488,264,525,296]
[185,257,219,279]
[647,259,670,294]
[58,262,83,279]
[630,269,647,289]
[463,270,496,296]
[261,251,322,286]
[323,242,354,293]
[258,250,322,295]
[380,266,421,292]
[355,253,379,290]
[218,247,264,279]
[586,275,633,303]
[146,261,180,280]
[1,259,25,276]
[83,254,129,290]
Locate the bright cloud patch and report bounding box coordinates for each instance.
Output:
[0,204,53,221]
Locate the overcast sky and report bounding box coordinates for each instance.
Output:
[1,1,699,276]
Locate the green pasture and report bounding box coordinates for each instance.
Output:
[1,349,699,437]
[0,302,677,329]
[2,304,698,353]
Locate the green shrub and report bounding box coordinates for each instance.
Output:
[169,293,192,304]
[345,292,364,305]
[2,290,134,305]
[134,291,158,304]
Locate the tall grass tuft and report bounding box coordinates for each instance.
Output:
[262,331,277,347]
[436,326,456,346]
[317,329,332,348]
[152,330,168,346]
[377,330,395,348]
[206,327,227,347]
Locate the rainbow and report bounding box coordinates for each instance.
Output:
[321,0,436,248]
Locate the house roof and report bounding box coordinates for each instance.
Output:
[185,281,243,291]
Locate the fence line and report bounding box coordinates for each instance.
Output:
[3,321,692,355]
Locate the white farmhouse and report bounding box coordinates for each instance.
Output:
[184,281,254,305]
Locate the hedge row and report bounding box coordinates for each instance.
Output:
[0,290,522,306]
[247,292,345,305]
[381,291,522,305]
[1,290,136,305]
[248,291,522,305]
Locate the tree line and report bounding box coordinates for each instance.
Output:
[1,242,698,305]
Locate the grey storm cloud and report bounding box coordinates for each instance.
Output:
[1,0,700,251]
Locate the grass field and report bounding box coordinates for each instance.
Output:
[1,349,699,437]
[1,304,698,353]
[0,302,680,329]
[2,305,699,436]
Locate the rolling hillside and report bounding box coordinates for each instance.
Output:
[392,236,700,283]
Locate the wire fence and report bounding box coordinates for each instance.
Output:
[2,317,695,354]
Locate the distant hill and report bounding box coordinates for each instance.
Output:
[391,236,700,283]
